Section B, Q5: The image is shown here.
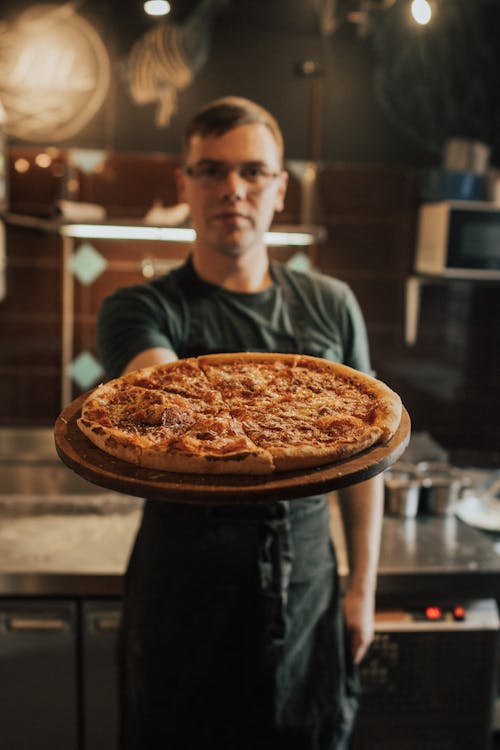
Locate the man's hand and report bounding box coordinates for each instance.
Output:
[342,585,375,663]
[336,474,384,664]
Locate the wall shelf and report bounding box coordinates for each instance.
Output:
[405,273,500,345]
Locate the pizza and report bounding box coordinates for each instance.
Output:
[77,352,402,475]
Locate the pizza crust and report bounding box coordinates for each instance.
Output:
[268,434,380,472]
[138,448,275,475]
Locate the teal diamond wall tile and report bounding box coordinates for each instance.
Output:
[69,351,104,390]
[69,243,107,285]
[286,251,313,273]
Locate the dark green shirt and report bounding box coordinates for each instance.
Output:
[98,256,371,378]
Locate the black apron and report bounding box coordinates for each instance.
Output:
[118,264,361,750]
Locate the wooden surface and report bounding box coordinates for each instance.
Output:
[54,393,411,505]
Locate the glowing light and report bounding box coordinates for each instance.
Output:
[14,158,30,173]
[67,148,107,174]
[144,0,171,16]
[35,152,52,168]
[411,0,432,25]
[265,231,318,247]
[425,606,442,621]
[59,225,320,246]
[61,225,195,241]
[0,5,111,142]
[453,605,466,621]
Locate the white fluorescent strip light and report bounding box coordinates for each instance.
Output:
[60,224,316,246]
[265,231,315,246]
[61,225,195,241]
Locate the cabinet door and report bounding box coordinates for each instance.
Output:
[0,599,78,750]
[82,599,122,750]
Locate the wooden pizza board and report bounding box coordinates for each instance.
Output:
[54,392,411,505]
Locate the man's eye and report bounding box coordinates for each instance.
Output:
[199,165,221,179]
[241,166,264,180]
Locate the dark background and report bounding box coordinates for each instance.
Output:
[3,0,498,167]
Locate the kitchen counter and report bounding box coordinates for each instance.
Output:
[0,497,498,599]
[1,426,499,598]
[0,500,142,596]
[376,514,500,601]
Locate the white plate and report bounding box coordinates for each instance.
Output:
[456,496,500,532]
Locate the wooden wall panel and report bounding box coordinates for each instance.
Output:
[78,153,181,218]
[0,224,62,424]
[8,149,65,218]
[0,319,60,367]
[316,165,417,217]
[0,370,61,426]
[315,222,412,276]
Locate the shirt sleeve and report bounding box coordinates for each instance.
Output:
[97,283,179,379]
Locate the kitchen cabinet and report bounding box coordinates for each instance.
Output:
[82,600,121,750]
[0,598,121,750]
[354,599,499,750]
[0,593,495,750]
[0,600,78,750]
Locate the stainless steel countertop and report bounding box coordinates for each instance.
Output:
[0,502,498,598]
[376,515,500,600]
[0,503,142,596]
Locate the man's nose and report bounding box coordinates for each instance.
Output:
[220,168,247,200]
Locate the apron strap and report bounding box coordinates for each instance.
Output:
[168,259,212,358]
[257,501,293,646]
[269,262,309,354]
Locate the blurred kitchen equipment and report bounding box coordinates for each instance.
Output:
[424,474,463,516]
[419,168,486,201]
[384,464,421,518]
[0,219,5,302]
[356,599,499,750]
[0,98,7,213]
[443,137,491,176]
[417,462,465,516]
[0,99,6,301]
[414,200,500,277]
[456,476,500,533]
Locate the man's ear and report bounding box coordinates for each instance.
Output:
[274,170,289,213]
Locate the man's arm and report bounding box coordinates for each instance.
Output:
[122,347,178,375]
[337,474,384,663]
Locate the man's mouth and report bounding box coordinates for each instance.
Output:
[213,211,249,222]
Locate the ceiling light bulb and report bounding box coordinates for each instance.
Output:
[144,0,171,16]
[411,0,432,25]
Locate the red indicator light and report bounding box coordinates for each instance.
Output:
[425,606,442,620]
[453,605,466,621]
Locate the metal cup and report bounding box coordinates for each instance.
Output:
[384,466,421,518]
[423,474,463,516]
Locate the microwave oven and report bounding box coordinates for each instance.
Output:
[415,200,500,278]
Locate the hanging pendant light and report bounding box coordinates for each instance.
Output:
[144,1,171,17]
[410,0,433,25]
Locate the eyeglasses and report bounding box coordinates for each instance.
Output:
[183,161,282,190]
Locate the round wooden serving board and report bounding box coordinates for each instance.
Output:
[54,392,411,505]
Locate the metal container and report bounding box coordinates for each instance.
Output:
[425,477,463,516]
[384,465,421,518]
[419,465,464,516]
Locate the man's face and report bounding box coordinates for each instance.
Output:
[177,123,288,257]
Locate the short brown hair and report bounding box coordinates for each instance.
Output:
[183,96,284,163]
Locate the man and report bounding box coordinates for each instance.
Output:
[98,96,383,750]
